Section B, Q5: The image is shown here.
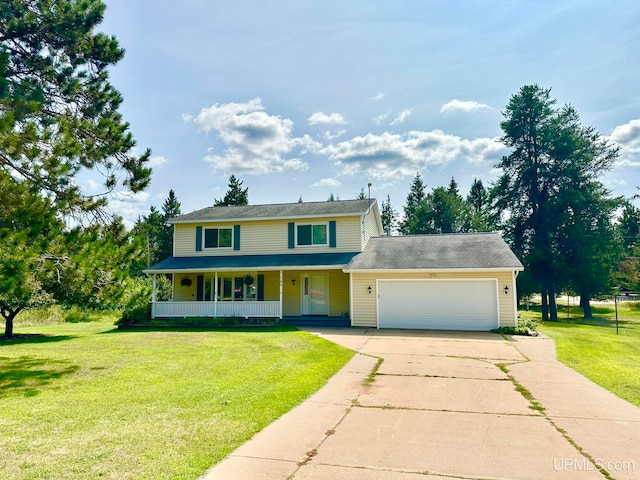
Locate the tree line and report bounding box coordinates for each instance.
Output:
[1,1,638,337]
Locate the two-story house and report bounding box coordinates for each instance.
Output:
[145,198,524,330]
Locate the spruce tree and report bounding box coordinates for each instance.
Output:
[399,173,426,235]
[215,175,249,206]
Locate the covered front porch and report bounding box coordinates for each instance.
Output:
[145,252,358,321]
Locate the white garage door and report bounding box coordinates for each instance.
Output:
[378,279,498,330]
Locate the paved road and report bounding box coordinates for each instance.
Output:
[202,329,640,480]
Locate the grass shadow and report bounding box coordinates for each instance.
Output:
[0,334,77,347]
[0,356,80,397]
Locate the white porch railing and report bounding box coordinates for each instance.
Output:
[151,301,281,319]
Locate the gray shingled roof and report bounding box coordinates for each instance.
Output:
[343,233,523,271]
[170,198,377,223]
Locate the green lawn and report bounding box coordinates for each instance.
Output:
[0,318,354,480]
[521,303,640,408]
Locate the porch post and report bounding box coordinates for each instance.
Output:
[214,271,218,318]
[279,270,283,320]
[151,274,157,319]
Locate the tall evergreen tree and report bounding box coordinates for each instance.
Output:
[215,175,249,206]
[416,185,473,234]
[159,190,181,259]
[0,0,151,221]
[399,173,426,235]
[0,170,141,338]
[381,195,397,235]
[467,178,492,231]
[356,187,367,200]
[0,0,151,336]
[493,85,619,320]
[467,178,488,215]
[447,177,459,196]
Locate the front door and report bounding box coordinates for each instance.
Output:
[302,274,328,315]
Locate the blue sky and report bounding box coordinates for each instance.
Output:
[98,1,640,226]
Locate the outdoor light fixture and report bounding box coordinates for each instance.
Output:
[367,286,372,294]
[291,279,296,286]
[504,285,509,295]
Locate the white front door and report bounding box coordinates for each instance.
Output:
[302,274,328,315]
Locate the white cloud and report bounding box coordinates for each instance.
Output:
[323,129,347,141]
[440,99,491,114]
[373,112,390,125]
[609,178,627,185]
[308,111,348,125]
[112,190,152,203]
[390,109,412,126]
[610,119,640,144]
[610,119,640,168]
[107,191,154,229]
[311,178,342,188]
[186,98,320,175]
[370,92,385,101]
[325,130,506,180]
[148,155,169,168]
[85,179,102,192]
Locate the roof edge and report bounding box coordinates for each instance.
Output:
[343,267,525,274]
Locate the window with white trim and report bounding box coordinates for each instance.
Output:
[204,227,232,249]
[297,223,327,246]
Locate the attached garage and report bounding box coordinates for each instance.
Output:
[377,279,498,330]
[344,233,524,330]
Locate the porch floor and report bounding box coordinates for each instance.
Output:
[284,316,351,328]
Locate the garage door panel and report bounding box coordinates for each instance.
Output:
[378,280,498,330]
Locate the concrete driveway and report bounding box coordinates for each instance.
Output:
[202,329,640,480]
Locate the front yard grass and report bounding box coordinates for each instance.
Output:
[0,318,354,479]
[521,304,640,408]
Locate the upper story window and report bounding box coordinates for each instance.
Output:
[204,227,232,249]
[297,223,327,246]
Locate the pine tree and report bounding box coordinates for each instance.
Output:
[399,173,426,235]
[381,195,397,235]
[467,178,488,214]
[356,188,367,200]
[0,0,151,221]
[493,84,619,320]
[447,177,459,196]
[215,175,249,206]
[159,190,181,259]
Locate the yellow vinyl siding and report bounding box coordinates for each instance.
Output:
[174,275,197,301]
[350,270,517,328]
[327,270,350,317]
[262,271,280,301]
[282,270,302,316]
[173,217,363,257]
[361,207,382,248]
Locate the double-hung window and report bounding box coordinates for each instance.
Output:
[297,223,327,246]
[204,227,232,249]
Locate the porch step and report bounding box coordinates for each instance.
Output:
[284,316,351,328]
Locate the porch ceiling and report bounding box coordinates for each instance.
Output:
[144,252,360,274]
